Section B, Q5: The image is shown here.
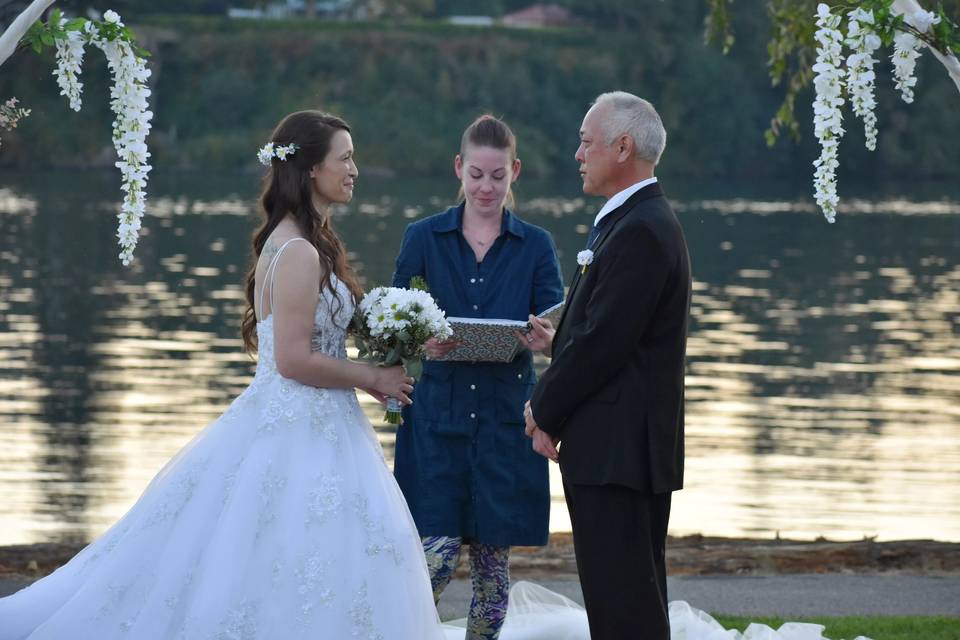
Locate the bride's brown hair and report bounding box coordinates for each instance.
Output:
[241,111,364,354]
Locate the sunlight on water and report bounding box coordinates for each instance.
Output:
[0,173,958,545]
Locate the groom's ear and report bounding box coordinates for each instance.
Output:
[616,135,634,163]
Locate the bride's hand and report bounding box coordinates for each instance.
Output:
[372,366,415,405]
[424,337,460,359]
[361,388,390,405]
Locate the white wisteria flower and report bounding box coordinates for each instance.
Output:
[577,249,594,275]
[96,33,153,266]
[891,9,940,105]
[52,24,86,112]
[44,11,153,265]
[354,285,452,423]
[905,8,941,33]
[812,3,846,223]
[892,31,923,103]
[804,1,955,225]
[845,8,881,150]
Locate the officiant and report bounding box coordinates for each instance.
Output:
[391,114,563,640]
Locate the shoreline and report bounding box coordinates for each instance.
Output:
[3,534,958,582]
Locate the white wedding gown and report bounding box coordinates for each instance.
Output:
[0,256,869,640]
[0,271,446,640]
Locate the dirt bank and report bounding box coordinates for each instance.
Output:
[4,534,957,582]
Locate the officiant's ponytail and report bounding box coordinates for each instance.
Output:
[457,114,518,208]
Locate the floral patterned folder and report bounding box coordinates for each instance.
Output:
[431,301,564,363]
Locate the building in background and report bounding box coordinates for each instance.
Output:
[501,4,576,28]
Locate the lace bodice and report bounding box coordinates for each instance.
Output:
[253,237,356,377]
[256,275,355,376]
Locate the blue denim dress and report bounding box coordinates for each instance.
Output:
[392,204,563,546]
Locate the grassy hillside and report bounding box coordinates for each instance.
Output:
[2,15,957,179]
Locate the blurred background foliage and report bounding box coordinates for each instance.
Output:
[1,0,958,179]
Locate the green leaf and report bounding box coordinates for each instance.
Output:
[40,32,55,46]
[65,18,87,31]
[31,40,43,54]
[409,276,429,292]
[404,357,423,381]
[385,346,401,367]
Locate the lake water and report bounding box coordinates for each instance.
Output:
[1,170,958,545]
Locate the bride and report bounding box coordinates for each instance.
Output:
[0,109,868,640]
[0,110,445,640]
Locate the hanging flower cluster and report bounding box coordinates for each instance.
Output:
[52,23,86,111]
[27,9,152,265]
[812,4,846,223]
[891,10,941,103]
[845,8,881,150]
[98,17,153,266]
[811,2,954,223]
[0,98,32,148]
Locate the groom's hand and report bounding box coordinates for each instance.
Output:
[524,402,560,462]
[530,427,560,462]
[523,401,537,436]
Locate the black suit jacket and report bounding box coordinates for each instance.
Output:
[530,182,691,493]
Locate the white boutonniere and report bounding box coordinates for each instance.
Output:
[577,250,594,275]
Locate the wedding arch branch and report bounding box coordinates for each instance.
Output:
[706,0,960,222]
[0,0,153,265]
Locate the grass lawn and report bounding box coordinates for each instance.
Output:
[712,614,960,640]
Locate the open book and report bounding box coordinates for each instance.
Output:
[430,301,564,363]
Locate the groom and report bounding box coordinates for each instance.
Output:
[524,91,691,639]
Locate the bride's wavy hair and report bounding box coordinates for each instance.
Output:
[241,110,364,355]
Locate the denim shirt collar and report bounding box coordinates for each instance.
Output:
[432,203,526,239]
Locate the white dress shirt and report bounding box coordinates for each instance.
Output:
[593,177,658,227]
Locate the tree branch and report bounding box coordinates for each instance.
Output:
[0,0,55,67]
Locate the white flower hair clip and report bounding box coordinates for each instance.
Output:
[577,250,594,275]
[257,141,299,166]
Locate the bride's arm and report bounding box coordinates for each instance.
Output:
[269,241,414,403]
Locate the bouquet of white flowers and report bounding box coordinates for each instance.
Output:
[353,277,452,424]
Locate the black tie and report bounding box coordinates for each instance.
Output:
[584,214,611,250]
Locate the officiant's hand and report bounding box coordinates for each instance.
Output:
[516,315,554,355]
[424,337,460,359]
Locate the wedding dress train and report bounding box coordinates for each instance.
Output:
[448,582,872,640]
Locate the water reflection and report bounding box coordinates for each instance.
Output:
[0,172,958,545]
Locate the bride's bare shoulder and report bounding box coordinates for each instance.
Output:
[261,234,318,263]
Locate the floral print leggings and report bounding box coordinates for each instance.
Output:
[422,536,510,640]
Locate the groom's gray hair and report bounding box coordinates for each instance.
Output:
[593,91,666,165]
